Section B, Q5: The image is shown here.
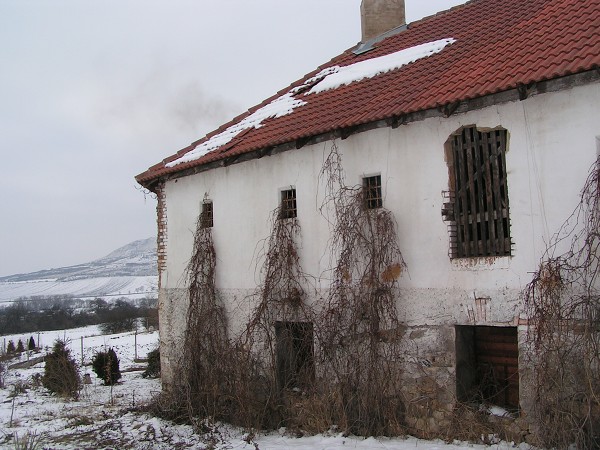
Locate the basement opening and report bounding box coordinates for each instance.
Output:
[455,325,519,409]
[275,321,315,391]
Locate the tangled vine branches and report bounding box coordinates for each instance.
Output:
[523,156,600,449]
[317,141,407,435]
[240,206,316,428]
[181,210,235,424]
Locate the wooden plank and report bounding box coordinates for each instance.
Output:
[477,354,519,366]
[475,340,520,354]
[472,129,489,256]
[464,128,478,256]
[498,130,510,252]
[475,326,517,338]
[482,131,497,255]
[490,131,506,255]
[454,134,470,257]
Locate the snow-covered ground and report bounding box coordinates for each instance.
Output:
[0,325,528,449]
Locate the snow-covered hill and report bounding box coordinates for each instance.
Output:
[0,239,158,304]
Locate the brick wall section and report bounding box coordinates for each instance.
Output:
[155,182,167,287]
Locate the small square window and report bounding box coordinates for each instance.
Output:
[363,175,382,209]
[280,188,297,219]
[201,201,213,228]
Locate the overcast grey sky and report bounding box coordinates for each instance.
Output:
[0,0,468,277]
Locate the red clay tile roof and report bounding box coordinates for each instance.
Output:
[136,0,600,188]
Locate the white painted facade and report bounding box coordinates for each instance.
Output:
[157,81,600,417]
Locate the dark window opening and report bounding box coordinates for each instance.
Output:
[447,126,511,258]
[275,321,314,391]
[456,326,519,409]
[201,201,213,228]
[280,188,297,219]
[363,175,382,209]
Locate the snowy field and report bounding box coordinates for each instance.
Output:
[0,275,157,305]
[0,325,528,449]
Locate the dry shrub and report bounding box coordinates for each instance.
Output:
[441,403,519,444]
[238,205,316,429]
[179,210,238,425]
[316,141,407,436]
[523,156,600,449]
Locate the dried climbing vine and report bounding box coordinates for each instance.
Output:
[239,205,316,428]
[180,208,235,424]
[168,142,410,436]
[317,141,407,435]
[523,156,600,449]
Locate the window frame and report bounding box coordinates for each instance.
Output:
[362,174,383,210]
[279,187,297,220]
[200,200,213,228]
[445,126,511,259]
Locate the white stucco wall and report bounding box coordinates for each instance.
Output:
[164,81,599,297]
[158,81,600,409]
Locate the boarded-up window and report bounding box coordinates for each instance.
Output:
[363,175,382,209]
[280,188,297,219]
[456,326,519,409]
[201,201,213,228]
[275,321,314,391]
[447,126,511,258]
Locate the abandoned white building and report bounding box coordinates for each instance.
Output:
[137,0,600,443]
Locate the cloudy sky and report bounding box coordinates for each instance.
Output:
[0,0,468,277]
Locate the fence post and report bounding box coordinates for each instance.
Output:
[81,336,84,366]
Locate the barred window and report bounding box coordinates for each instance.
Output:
[446,126,511,258]
[363,175,382,209]
[280,188,297,219]
[201,201,213,228]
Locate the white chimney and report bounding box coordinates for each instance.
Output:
[360,0,406,42]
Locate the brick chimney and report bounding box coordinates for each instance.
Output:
[361,0,406,42]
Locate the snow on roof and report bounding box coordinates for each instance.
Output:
[308,38,456,94]
[166,92,307,168]
[166,38,455,169]
[137,0,600,187]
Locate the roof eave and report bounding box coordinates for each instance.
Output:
[135,69,600,192]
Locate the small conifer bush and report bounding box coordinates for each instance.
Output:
[28,336,36,351]
[91,348,121,385]
[42,339,80,398]
[6,340,15,353]
[142,348,160,378]
[16,339,24,353]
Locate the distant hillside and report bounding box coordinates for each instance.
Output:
[0,238,158,303]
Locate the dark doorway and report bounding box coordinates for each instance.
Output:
[456,325,519,409]
[275,321,315,391]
